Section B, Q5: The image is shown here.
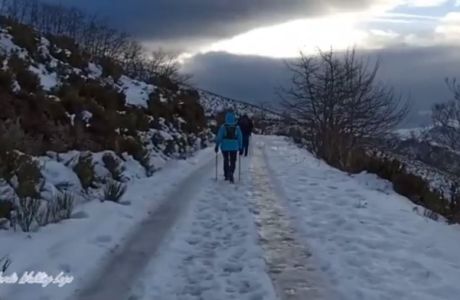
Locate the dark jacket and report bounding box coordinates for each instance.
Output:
[238,116,253,138]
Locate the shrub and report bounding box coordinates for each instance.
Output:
[48,35,89,69]
[0,70,13,91]
[173,93,206,133]
[7,55,41,93]
[393,174,426,202]
[54,192,74,220]
[73,153,95,190]
[102,153,123,181]
[0,200,13,220]
[16,197,41,232]
[423,209,439,221]
[147,93,174,122]
[103,180,127,202]
[79,80,125,110]
[16,68,41,93]
[59,85,85,114]
[38,192,74,225]
[8,54,27,72]
[0,152,43,199]
[0,255,11,272]
[43,97,69,123]
[8,21,38,54]
[163,140,176,156]
[0,119,26,153]
[448,183,460,223]
[98,57,123,81]
[119,136,151,171]
[15,155,43,199]
[119,108,151,134]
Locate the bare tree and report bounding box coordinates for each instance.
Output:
[147,48,192,83]
[431,78,460,150]
[280,48,409,169]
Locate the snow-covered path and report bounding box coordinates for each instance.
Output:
[261,135,460,300]
[73,157,213,300]
[3,135,460,300]
[125,148,277,300]
[123,137,330,300]
[250,144,329,299]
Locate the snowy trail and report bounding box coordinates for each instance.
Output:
[124,137,328,300]
[72,158,214,300]
[261,135,460,300]
[249,144,330,300]
[127,151,277,300]
[67,136,334,300]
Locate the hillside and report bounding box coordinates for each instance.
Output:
[0,17,275,233]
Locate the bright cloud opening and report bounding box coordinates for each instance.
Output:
[193,0,457,59]
[200,12,403,58]
[436,12,460,40]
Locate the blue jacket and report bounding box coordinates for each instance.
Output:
[215,112,243,152]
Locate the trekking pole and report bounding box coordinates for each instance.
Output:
[215,153,218,181]
[238,153,241,182]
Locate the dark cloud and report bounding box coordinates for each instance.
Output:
[183,46,460,127]
[183,52,289,106]
[42,0,375,48]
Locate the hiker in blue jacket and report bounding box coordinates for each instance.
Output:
[215,111,243,183]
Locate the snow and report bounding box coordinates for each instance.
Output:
[66,113,76,126]
[394,127,427,140]
[28,64,59,91]
[261,135,460,300]
[3,124,460,300]
[0,147,215,300]
[40,158,82,193]
[12,80,20,93]
[120,153,148,180]
[0,33,21,55]
[129,155,276,300]
[198,90,280,121]
[158,130,174,141]
[87,63,102,78]
[118,75,154,108]
[80,110,93,124]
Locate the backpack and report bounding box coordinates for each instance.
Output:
[223,125,237,140]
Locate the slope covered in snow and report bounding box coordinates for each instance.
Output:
[262,136,460,300]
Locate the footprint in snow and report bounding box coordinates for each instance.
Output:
[94,235,112,244]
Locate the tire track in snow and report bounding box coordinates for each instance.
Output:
[70,157,214,300]
[125,153,276,300]
[249,141,329,300]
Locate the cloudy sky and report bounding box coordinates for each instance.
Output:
[45,0,460,126]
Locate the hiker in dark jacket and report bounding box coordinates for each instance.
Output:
[238,114,253,157]
[215,111,243,183]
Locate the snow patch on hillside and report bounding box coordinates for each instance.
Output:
[29,64,59,91]
[118,75,155,107]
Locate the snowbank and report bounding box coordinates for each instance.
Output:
[0,148,214,300]
[261,135,460,300]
